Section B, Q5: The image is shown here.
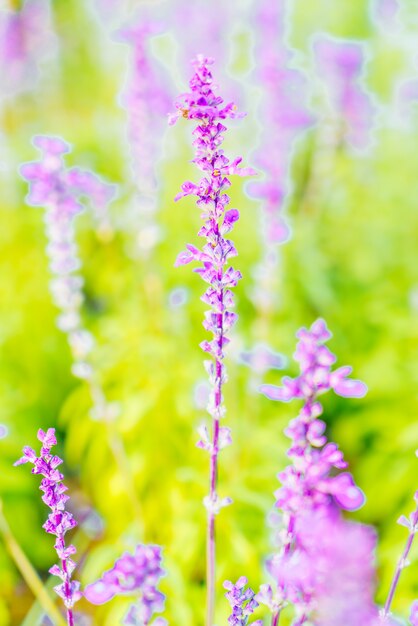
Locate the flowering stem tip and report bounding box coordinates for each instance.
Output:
[15,428,81,625]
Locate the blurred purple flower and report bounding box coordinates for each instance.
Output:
[170,0,236,99]
[168,287,189,309]
[116,15,172,255]
[312,35,377,151]
[264,510,380,625]
[370,0,400,31]
[249,0,313,247]
[19,135,117,384]
[15,429,81,623]
[0,0,55,97]
[410,601,418,626]
[223,577,261,626]
[239,344,286,375]
[84,545,166,626]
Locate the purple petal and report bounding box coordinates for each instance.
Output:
[259,384,292,401]
[84,579,116,605]
[330,473,365,510]
[334,378,368,398]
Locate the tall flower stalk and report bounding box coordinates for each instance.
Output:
[260,319,372,624]
[170,55,255,626]
[15,428,81,626]
[19,136,143,529]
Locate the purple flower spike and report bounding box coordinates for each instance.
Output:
[15,429,80,623]
[0,0,55,97]
[312,35,376,151]
[19,135,117,391]
[171,55,255,626]
[85,545,166,625]
[259,321,369,622]
[116,14,172,255]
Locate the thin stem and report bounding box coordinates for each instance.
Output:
[271,611,279,626]
[205,213,225,625]
[0,498,67,626]
[383,518,417,616]
[206,415,220,626]
[67,608,74,626]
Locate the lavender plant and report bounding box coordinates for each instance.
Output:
[257,319,379,624]
[170,55,255,625]
[117,16,172,256]
[312,35,376,152]
[244,0,312,385]
[15,428,81,626]
[0,0,55,97]
[19,136,143,525]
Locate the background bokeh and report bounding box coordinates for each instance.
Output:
[0,0,418,624]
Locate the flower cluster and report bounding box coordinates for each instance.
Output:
[261,319,367,516]
[312,35,376,151]
[223,577,261,626]
[84,545,166,626]
[20,135,117,399]
[259,319,369,622]
[15,429,81,623]
[172,55,255,516]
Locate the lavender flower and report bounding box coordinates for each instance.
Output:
[171,54,255,626]
[84,545,166,625]
[223,577,261,626]
[116,16,172,256]
[19,135,117,405]
[247,0,313,321]
[370,0,400,31]
[259,319,368,623]
[312,35,376,151]
[20,136,143,525]
[0,0,55,97]
[250,0,313,246]
[264,510,380,626]
[15,428,81,625]
[170,0,235,95]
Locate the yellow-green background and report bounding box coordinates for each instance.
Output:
[1,0,418,624]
